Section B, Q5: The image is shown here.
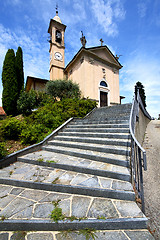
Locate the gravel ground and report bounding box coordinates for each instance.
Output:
[143,120,160,240]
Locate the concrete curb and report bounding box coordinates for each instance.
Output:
[0,118,74,168]
[0,218,148,231]
[0,178,135,201]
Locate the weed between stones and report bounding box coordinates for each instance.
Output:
[61,228,97,240]
[49,200,98,239]
[13,231,27,240]
[37,158,44,162]
[52,177,59,184]
[46,160,56,164]
[0,215,6,221]
[9,170,14,175]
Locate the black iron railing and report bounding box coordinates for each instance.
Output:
[129,90,151,213]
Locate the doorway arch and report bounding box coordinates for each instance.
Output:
[99,80,110,107]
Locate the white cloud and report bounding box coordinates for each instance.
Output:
[120,51,160,118]
[91,0,125,36]
[137,2,147,18]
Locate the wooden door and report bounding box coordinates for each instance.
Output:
[100,91,108,107]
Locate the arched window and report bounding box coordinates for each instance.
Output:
[55,30,62,43]
[100,81,108,87]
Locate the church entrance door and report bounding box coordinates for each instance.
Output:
[100,91,108,107]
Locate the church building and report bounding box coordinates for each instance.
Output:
[26,10,123,107]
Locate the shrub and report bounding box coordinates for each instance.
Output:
[20,123,48,145]
[17,90,37,116]
[0,117,23,140]
[46,79,81,100]
[0,143,8,159]
[1,98,97,146]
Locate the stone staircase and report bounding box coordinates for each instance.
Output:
[0,104,154,239]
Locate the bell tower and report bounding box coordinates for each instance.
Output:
[48,8,66,80]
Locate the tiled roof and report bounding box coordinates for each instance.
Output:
[0,107,6,115]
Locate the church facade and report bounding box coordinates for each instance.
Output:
[26,10,123,107]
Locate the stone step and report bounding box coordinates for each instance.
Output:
[58,131,130,139]
[0,183,148,234]
[54,136,131,147]
[67,123,129,129]
[47,140,130,156]
[63,127,130,133]
[17,151,131,182]
[87,108,131,115]
[42,145,129,167]
[87,115,130,121]
[1,229,154,239]
[0,177,133,201]
[72,119,129,124]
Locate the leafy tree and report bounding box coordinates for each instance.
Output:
[135,81,146,108]
[46,79,81,100]
[15,46,24,95]
[2,49,18,115]
[17,90,37,116]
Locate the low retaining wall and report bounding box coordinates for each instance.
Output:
[135,108,151,145]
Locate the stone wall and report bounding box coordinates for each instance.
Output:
[135,107,151,145]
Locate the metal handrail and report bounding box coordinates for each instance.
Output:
[129,90,150,213]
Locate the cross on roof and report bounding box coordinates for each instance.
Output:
[100,38,104,46]
[56,3,58,15]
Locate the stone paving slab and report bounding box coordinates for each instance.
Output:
[0,184,142,221]
[0,230,155,240]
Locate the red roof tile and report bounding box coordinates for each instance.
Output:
[0,107,6,115]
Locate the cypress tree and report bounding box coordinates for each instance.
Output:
[135,81,146,108]
[15,46,24,95]
[2,49,18,115]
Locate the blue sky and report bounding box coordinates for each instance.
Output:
[0,0,160,117]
